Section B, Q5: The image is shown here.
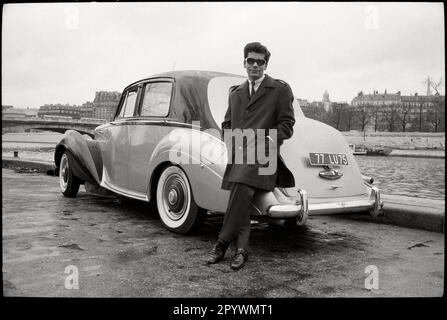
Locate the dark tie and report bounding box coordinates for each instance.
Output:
[250,81,256,99]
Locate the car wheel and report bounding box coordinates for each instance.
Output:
[59,151,81,198]
[156,166,202,234]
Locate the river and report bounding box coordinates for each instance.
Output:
[2,133,445,201]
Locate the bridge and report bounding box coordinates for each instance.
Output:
[1,117,106,136]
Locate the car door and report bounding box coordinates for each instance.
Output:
[127,80,174,194]
[101,86,139,192]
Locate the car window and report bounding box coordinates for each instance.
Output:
[140,82,172,117]
[117,89,138,119]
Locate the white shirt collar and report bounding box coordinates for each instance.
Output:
[248,75,265,95]
[248,75,265,86]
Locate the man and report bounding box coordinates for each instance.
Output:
[206,42,296,270]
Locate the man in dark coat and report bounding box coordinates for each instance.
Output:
[207,42,296,270]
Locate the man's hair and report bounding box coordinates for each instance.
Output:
[244,42,271,63]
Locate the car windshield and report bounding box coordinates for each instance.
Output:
[207,76,304,126]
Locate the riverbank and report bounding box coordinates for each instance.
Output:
[342,131,445,158]
[388,149,445,158]
[342,131,445,149]
[3,131,446,158]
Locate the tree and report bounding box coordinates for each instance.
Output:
[426,95,445,132]
[428,76,444,95]
[371,104,380,132]
[421,76,444,132]
[396,104,412,132]
[329,103,344,130]
[342,104,355,131]
[354,106,370,131]
[381,103,399,132]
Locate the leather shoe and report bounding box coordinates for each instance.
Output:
[230,248,249,270]
[206,241,228,264]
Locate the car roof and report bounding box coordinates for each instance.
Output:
[123,70,245,91]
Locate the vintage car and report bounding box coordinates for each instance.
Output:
[55,70,383,234]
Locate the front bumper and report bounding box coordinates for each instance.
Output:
[266,187,383,224]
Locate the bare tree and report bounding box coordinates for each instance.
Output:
[426,96,445,132]
[329,103,344,130]
[420,76,444,132]
[371,104,380,132]
[354,106,370,131]
[381,104,399,132]
[429,77,444,95]
[342,104,355,131]
[396,104,412,132]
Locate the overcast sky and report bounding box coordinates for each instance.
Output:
[2,2,445,109]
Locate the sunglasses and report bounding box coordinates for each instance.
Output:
[245,58,266,66]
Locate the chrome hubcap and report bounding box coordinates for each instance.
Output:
[168,189,178,204]
[163,173,188,221]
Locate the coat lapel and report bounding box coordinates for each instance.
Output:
[246,75,275,109]
[235,80,250,108]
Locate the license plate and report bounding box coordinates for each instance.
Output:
[309,152,348,166]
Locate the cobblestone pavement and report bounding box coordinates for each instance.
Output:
[2,168,444,297]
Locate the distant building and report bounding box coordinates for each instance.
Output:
[92,91,121,121]
[299,100,326,120]
[298,90,334,119]
[352,90,401,107]
[36,91,121,121]
[38,104,80,119]
[3,106,38,119]
[79,102,94,118]
[351,90,445,131]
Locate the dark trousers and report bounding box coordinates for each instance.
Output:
[218,183,256,251]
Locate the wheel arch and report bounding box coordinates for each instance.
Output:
[145,128,229,212]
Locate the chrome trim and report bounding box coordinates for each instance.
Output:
[369,186,384,217]
[297,189,308,225]
[266,189,309,225]
[308,199,376,215]
[362,174,374,184]
[319,169,343,180]
[268,204,303,218]
[110,119,201,129]
[100,169,148,201]
[249,202,263,216]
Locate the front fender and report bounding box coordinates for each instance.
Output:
[55,130,102,185]
[146,128,230,212]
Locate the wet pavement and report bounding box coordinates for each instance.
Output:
[2,168,444,297]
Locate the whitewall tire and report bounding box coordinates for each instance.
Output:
[156,166,202,234]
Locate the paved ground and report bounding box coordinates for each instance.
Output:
[2,168,444,297]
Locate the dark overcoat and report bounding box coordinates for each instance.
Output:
[221,74,296,191]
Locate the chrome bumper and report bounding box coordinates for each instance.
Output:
[267,187,383,223]
[267,189,309,225]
